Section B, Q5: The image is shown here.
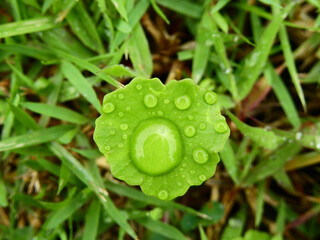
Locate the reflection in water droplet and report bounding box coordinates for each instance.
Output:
[214,120,229,133]
[199,122,206,130]
[120,123,128,130]
[158,190,168,200]
[136,84,142,90]
[119,112,124,117]
[204,91,217,105]
[118,94,124,100]
[184,124,196,137]
[144,94,158,108]
[174,95,191,110]
[102,102,115,113]
[109,130,115,135]
[199,175,206,181]
[164,99,170,104]
[130,118,182,176]
[193,147,209,164]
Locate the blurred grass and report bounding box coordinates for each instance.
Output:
[0,0,320,239]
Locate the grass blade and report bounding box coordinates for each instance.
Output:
[22,102,88,125]
[219,140,239,184]
[0,125,73,152]
[82,199,101,240]
[61,61,101,112]
[156,0,202,18]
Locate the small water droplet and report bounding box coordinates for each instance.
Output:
[109,130,116,135]
[196,103,200,107]
[193,147,209,164]
[295,132,302,140]
[184,124,196,137]
[126,106,131,111]
[144,94,158,108]
[164,99,170,104]
[136,84,142,90]
[105,145,111,151]
[204,91,217,105]
[152,111,156,115]
[157,110,163,116]
[122,134,127,140]
[188,115,194,120]
[117,143,123,148]
[182,174,186,178]
[214,120,229,133]
[199,122,206,130]
[102,102,115,113]
[158,190,168,200]
[118,94,124,100]
[119,112,124,117]
[199,175,206,181]
[120,123,128,130]
[174,95,191,110]
[182,163,187,167]
[177,182,182,187]
[190,170,195,174]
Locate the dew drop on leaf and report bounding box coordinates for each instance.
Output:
[199,175,206,181]
[157,110,163,116]
[177,182,182,187]
[158,190,168,200]
[120,123,128,130]
[109,130,115,135]
[102,102,115,113]
[105,146,111,151]
[174,95,191,110]
[118,112,124,117]
[193,146,209,164]
[199,122,206,130]
[122,134,127,140]
[164,99,170,104]
[188,115,194,120]
[204,91,217,105]
[213,119,229,133]
[118,94,124,100]
[144,94,158,108]
[118,143,123,148]
[136,84,142,90]
[125,106,131,111]
[184,124,196,137]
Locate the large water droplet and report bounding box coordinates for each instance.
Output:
[213,120,229,133]
[193,147,209,164]
[102,102,115,113]
[174,95,191,110]
[144,94,158,108]
[184,124,196,137]
[158,190,168,200]
[120,123,128,130]
[130,118,182,176]
[204,91,217,105]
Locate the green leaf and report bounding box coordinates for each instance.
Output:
[22,102,88,125]
[61,61,101,112]
[57,163,71,195]
[0,124,73,152]
[127,23,153,78]
[156,0,202,18]
[82,200,101,240]
[255,180,265,227]
[110,0,128,21]
[0,178,8,207]
[220,140,239,184]
[136,217,187,240]
[100,64,137,77]
[226,111,284,150]
[275,199,286,234]
[0,17,57,38]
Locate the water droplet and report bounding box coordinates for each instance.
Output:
[158,190,168,200]
[122,134,127,140]
[200,122,206,130]
[120,123,128,130]
[190,170,195,174]
[214,120,229,133]
[144,94,158,108]
[164,99,170,104]
[117,143,123,148]
[152,111,156,115]
[126,106,131,111]
[118,94,124,100]
[109,130,116,135]
[199,175,206,181]
[130,118,182,176]
[193,147,209,164]
[182,174,186,178]
[119,112,124,117]
[102,102,115,113]
[196,103,200,107]
[136,84,142,90]
[105,145,111,151]
[157,110,163,116]
[204,91,217,105]
[295,132,302,140]
[188,115,194,120]
[174,95,191,110]
[182,163,187,167]
[184,124,196,137]
[177,182,182,187]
